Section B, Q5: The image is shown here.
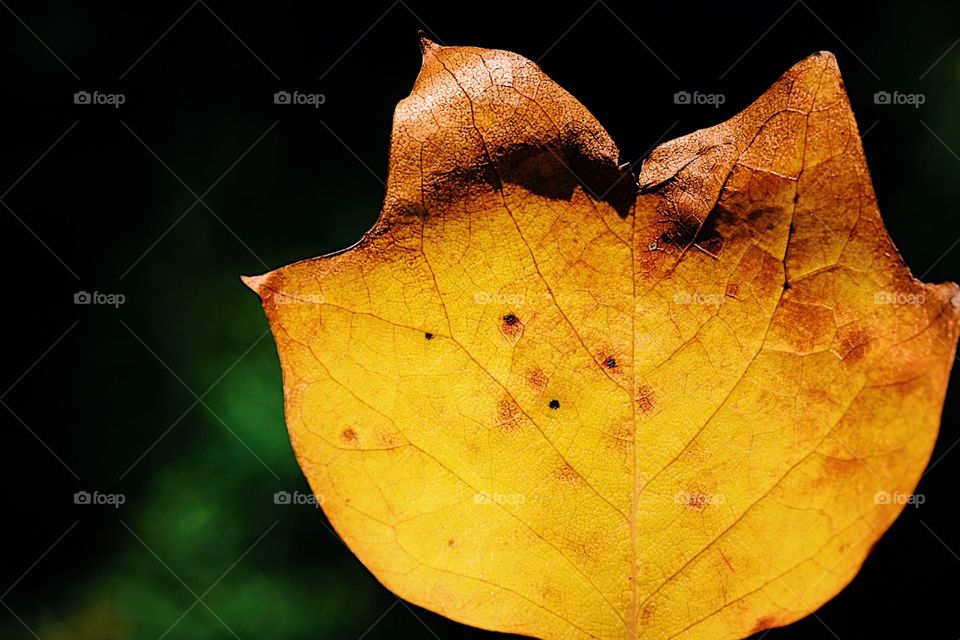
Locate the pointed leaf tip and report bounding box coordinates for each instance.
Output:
[418,31,439,56]
[241,273,269,298]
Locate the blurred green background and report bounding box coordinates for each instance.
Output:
[2,1,959,638]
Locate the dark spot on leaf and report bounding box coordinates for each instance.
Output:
[549,399,560,410]
[424,332,434,340]
[500,313,524,340]
[448,538,456,547]
[604,356,617,369]
[341,428,357,443]
[783,280,791,291]
[793,192,800,203]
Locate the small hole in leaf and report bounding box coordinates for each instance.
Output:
[604,356,617,369]
[549,399,560,410]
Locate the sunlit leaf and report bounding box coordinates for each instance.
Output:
[245,39,959,639]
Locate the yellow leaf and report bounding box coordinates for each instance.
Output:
[244,38,960,639]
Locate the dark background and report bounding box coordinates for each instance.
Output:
[2,1,959,638]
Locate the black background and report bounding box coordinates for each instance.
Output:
[2,1,959,638]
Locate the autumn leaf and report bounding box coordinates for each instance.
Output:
[244,37,960,640]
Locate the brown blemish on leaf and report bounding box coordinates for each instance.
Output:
[496,397,522,432]
[341,428,358,443]
[684,490,710,512]
[526,367,548,392]
[539,582,564,608]
[554,464,581,485]
[603,422,633,465]
[640,602,657,625]
[718,549,735,573]
[751,616,779,634]
[838,327,872,365]
[567,529,603,564]
[500,313,524,340]
[636,385,656,414]
[769,300,836,354]
[725,283,739,299]
[377,433,402,449]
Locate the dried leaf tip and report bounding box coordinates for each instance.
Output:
[944,282,960,314]
[240,273,269,298]
[418,31,440,56]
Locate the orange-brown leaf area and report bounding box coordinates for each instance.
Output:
[245,38,960,640]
